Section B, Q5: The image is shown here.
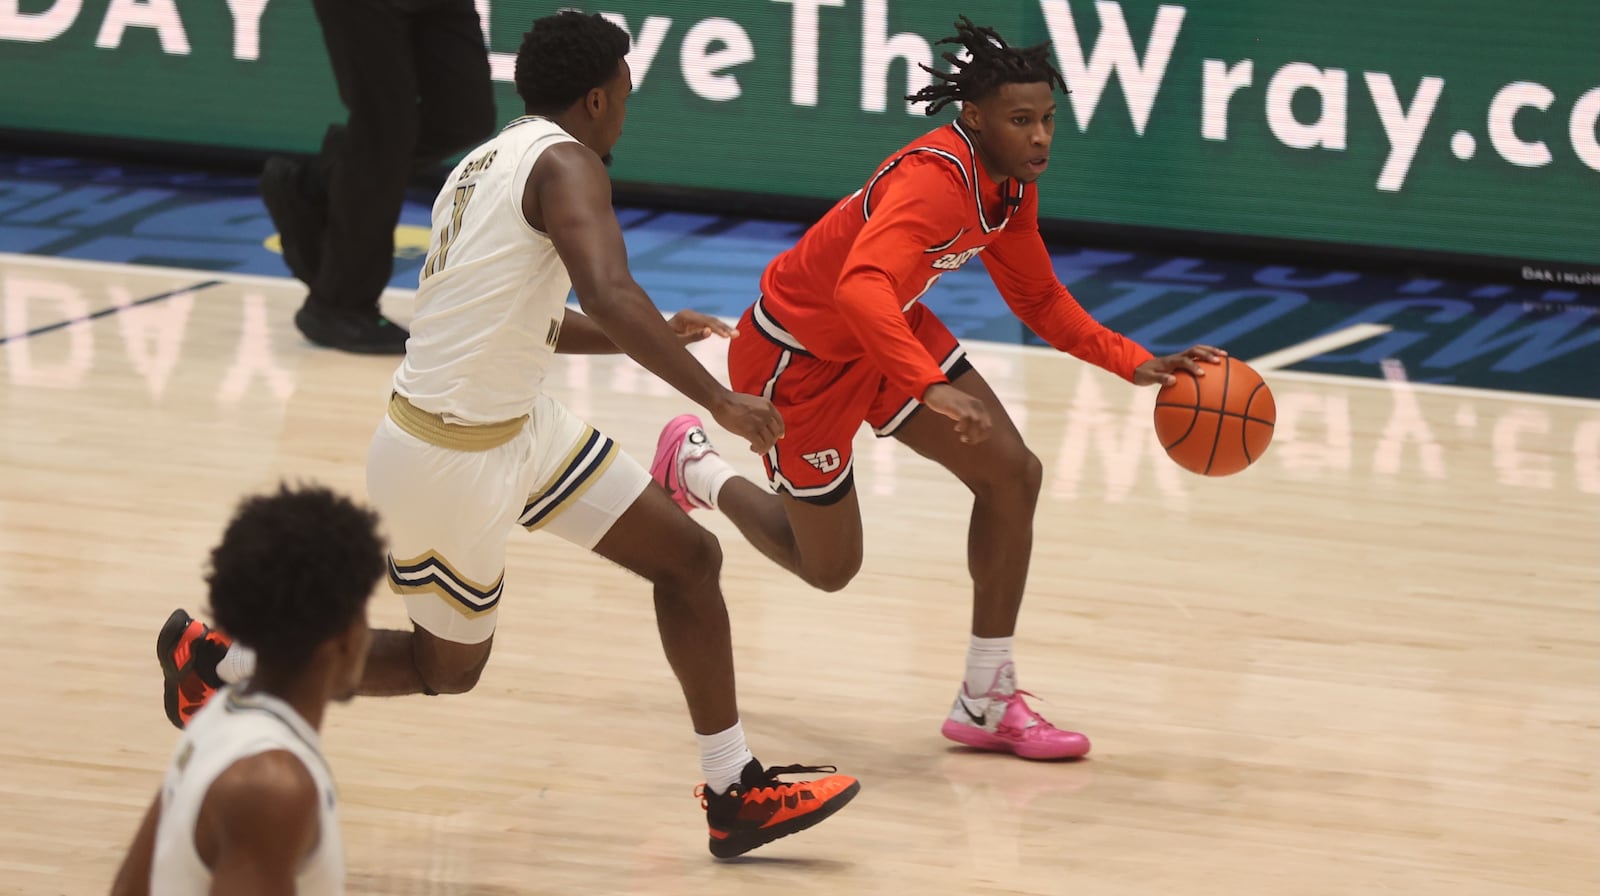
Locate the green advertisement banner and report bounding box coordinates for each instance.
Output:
[2,0,1595,281]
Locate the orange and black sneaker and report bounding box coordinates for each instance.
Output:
[156,609,231,730]
[696,759,860,858]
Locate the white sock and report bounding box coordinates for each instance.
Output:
[696,720,754,795]
[217,643,257,684]
[683,453,737,509]
[964,635,1013,697]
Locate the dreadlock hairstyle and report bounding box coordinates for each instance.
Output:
[515,10,631,115]
[906,16,1068,116]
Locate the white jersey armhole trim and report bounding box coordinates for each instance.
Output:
[190,744,325,877]
[512,132,582,241]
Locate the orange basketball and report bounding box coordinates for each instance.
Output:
[1152,356,1276,476]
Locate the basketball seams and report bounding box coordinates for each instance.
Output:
[1201,357,1232,475]
[1242,382,1268,462]
[1156,368,1203,450]
[1154,402,1274,426]
[1152,356,1275,476]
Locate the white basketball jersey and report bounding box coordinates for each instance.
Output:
[149,688,342,896]
[394,116,582,425]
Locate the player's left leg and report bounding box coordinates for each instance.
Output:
[881,319,1089,760]
[888,365,1039,641]
[156,609,234,729]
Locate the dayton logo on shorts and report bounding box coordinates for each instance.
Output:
[931,246,986,271]
[802,449,842,473]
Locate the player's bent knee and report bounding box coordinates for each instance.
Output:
[802,554,861,593]
[419,654,489,695]
[414,636,493,695]
[973,443,1042,502]
[650,523,724,592]
[1019,449,1044,495]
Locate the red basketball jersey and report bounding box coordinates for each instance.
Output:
[758,123,1151,400]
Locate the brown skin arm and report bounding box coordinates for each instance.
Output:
[554,307,738,354]
[528,144,727,403]
[109,794,161,896]
[197,751,320,896]
[526,143,782,452]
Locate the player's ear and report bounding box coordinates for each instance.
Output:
[959,100,982,134]
[587,85,606,119]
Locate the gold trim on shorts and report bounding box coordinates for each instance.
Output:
[519,426,619,531]
[387,549,504,618]
[387,393,525,451]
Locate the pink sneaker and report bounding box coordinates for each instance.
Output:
[651,414,716,512]
[940,663,1091,760]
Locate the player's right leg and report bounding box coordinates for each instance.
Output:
[358,394,536,695]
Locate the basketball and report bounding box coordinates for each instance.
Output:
[1152,356,1276,476]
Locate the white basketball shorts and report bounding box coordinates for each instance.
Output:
[367,392,650,644]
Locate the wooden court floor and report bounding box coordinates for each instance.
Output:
[1,254,1596,895]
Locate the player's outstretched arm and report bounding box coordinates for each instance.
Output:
[108,794,161,896]
[199,751,320,896]
[528,144,781,452]
[553,307,738,354]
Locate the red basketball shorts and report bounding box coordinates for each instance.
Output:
[727,296,970,504]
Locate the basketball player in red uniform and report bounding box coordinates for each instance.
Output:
[651,18,1222,760]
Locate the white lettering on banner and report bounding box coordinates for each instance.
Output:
[1039,0,1186,136]
[0,0,82,42]
[860,0,931,115]
[1568,86,1600,172]
[1487,81,1556,167]
[5,0,1597,198]
[601,13,673,91]
[223,0,268,62]
[96,0,190,56]
[775,0,844,107]
[1201,58,1252,141]
[680,17,754,101]
[1265,63,1348,151]
[1365,72,1444,192]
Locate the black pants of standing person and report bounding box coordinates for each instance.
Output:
[263,0,496,354]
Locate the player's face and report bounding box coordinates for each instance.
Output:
[596,58,633,167]
[966,81,1056,183]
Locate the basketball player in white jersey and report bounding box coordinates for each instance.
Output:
[155,10,858,858]
[113,485,382,895]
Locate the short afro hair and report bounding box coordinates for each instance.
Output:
[206,483,385,671]
[515,10,631,115]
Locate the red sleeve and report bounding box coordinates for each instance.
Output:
[834,157,968,401]
[981,194,1154,381]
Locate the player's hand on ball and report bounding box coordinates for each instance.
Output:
[711,391,785,454]
[1134,345,1228,387]
[668,310,737,345]
[923,383,992,445]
